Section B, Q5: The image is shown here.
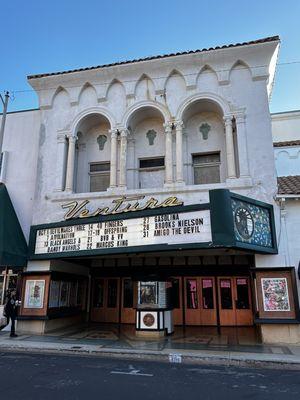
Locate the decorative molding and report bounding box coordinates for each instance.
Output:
[163,121,173,133]
[199,122,211,140]
[57,132,68,143]
[122,100,171,127]
[223,115,233,126]
[97,134,107,150]
[176,92,232,121]
[175,120,184,130]
[146,129,157,145]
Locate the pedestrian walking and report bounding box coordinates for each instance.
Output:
[4,290,19,338]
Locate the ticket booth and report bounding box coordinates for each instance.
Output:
[135,281,174,337]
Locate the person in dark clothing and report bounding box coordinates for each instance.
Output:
[4,290,18,337]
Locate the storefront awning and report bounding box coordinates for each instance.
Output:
[0,184,28,266]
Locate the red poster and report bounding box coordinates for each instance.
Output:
[237,278,247,285]
[220,280,231,288]
[202,279,213,288]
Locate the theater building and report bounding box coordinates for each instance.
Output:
[1,36,299,342]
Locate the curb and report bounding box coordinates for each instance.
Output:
[0,343,300,370]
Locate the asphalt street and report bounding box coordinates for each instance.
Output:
[0,351,299,400]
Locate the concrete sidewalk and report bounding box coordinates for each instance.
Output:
[0,328,300,370]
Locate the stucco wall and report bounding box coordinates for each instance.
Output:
[0,109,40,239]
[24,40,279,227]
[0,40,284,277]
[272,110,300,300]
[272,111,300,142]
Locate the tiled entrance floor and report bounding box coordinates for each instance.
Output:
[0,324,294,355]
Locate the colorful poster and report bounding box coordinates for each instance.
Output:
[261,278,290,311]
[24,280,45,309]
[48,281,60,308]
[138,282,158,306]
[202,279,213,288]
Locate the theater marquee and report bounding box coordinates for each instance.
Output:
[28,189,278,260]
[34,210,212,256]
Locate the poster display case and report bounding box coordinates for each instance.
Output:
[136,281,173,335]
[253,268,300,322]
[19,274,51,317]
[24,280,45,309]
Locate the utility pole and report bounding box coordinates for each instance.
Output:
[0,91,9,170]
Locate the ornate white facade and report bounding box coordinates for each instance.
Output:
[2,36,300,343]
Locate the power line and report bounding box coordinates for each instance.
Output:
[2,59,300,97]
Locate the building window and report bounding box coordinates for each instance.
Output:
[193,152,221,185]
[89,162,110,192]
[139,157,165,189]
[139,157,164,169]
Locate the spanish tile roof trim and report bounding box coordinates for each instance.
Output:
[277,176,300,195]
[274,140,300,147]
[27,36,280,80]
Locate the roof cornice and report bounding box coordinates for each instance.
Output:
[27,36,280,80]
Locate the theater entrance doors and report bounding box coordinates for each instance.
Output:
[182,276,253,326]
[90,275,253,327]
[91,277,136,324]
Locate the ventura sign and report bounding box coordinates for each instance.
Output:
[62,195,184,220]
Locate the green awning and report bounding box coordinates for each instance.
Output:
[0,184,28,266]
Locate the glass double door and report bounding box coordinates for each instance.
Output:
[184,277,218,325]
[91,277,136,324]
[217,277,253,326]
[184,276,253,326]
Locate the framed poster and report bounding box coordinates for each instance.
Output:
[48,281,60,308]
[59,281,70,307]
[138,282,158,306]
[255,270,297,320]
[261,278,290,312]
[24,280,45,309]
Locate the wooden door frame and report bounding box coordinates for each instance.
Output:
[120,277,136,324]
[217,277,237,326]
[233,276,253,326]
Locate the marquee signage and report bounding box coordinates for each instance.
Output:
[62,195,184,220]
[34,210,212,256]
[232,199,273,248]
[29,189,278,260]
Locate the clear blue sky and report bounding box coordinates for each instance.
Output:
[1,0,300,113]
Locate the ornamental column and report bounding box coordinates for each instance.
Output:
[235,113,250,177]
[175,120,184,183]
[109,129,118,188]
[223,116,236,179]
[119,128,128,188]
[55,132,67,191]
[65,134,77,192]
[164,122,173,184]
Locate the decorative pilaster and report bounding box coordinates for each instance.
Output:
[175,120,184,183]
[65,134,77,192]
[164,122,174,184]
[223,116,236,179]
[109,129,118,188]
[119,129,128,188]
[127,136,135,190]
[235,113,250,177]
[55,132,67,191]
